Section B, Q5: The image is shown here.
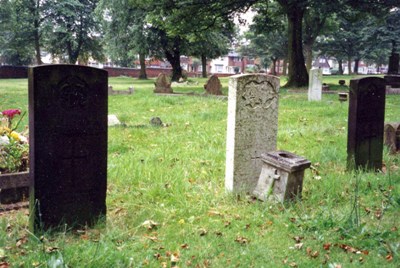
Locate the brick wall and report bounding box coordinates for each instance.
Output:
[0,66,28,78]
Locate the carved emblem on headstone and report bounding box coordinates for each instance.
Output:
[58,76,88,110]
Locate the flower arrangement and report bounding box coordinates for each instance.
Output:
[0,109,29,174]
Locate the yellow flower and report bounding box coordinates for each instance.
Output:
[9,131,21,141]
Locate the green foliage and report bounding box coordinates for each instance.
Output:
[44,0,104,64]
[0,0,35,65]
[0,138,28,173]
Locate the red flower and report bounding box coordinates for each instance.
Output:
[2,109,21,119]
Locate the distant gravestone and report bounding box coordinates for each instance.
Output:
[225,74,280,192]
[29,65,108,232]
[384,75,400,90]
[388,53,399,75]
[308,68,322,101]
[347,77,386,171]
[384,123,400,154]
[108,85,134,95]
[204,75,223,95]
[154,73,173,93]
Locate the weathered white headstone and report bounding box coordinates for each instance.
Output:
[308,68,322,101]
[225,74,280,192]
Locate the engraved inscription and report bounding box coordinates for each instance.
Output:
[57,76,88,110]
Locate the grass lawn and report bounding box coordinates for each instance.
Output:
[0,74,399,267]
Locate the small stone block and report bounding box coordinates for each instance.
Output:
[108,115,121,126]
[253,151,310,202]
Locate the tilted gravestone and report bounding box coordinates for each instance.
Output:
[204,75,223,95]
[347,77,386,171]
[225,74,279,192]
[29,65,108,232]
[308,68,322,101]
[154,73,173,93]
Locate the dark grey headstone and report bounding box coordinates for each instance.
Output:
[388,53,399,75]
[347,77,386,171]
[29,65,108,232]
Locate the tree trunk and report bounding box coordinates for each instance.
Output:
[163,37,182,82]
[338,59,344,75]
[138,53,147,79]
[271,57,277,75]
[354,58,360,74]
[347,56,352,75]
[304,43,313,72]
[201,54,207,78]
[282,58,288,76]
[33,19,42,65]
[284,4,308,87]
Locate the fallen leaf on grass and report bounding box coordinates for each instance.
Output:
[293,236,303,243]
[215,231,223,237]
[16,237,28,248]
[234,236,249,244]
[311,251,319,258]
[294,243,303,250]
[323,243,332,250]
[289,262,298,267]
[153,253,162,260]
[141,220,159,230]
[180,243,189,249]
[171,252,180,263]
[45,247,59,253]
[198,228,207,236]
[375,209,382,220]
[338,244,369,255]
[386,254,393,261]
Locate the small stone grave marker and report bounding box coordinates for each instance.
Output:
[108,114,121,126]
[204,75,223,95]
[253,151,311,202]
[347,77,386,171]
[225,74,279,193]
[29,65,108,232]
[308,68,322,101]
[154,73,173,93]
[108,85,134,95]
[384,123,400,154]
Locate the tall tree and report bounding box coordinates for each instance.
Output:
[45,0,104,64]
[0,0,35,65]
[248,2,288,75]
[102,0,153,78]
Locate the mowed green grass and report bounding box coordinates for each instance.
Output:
[0,75,399,267]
